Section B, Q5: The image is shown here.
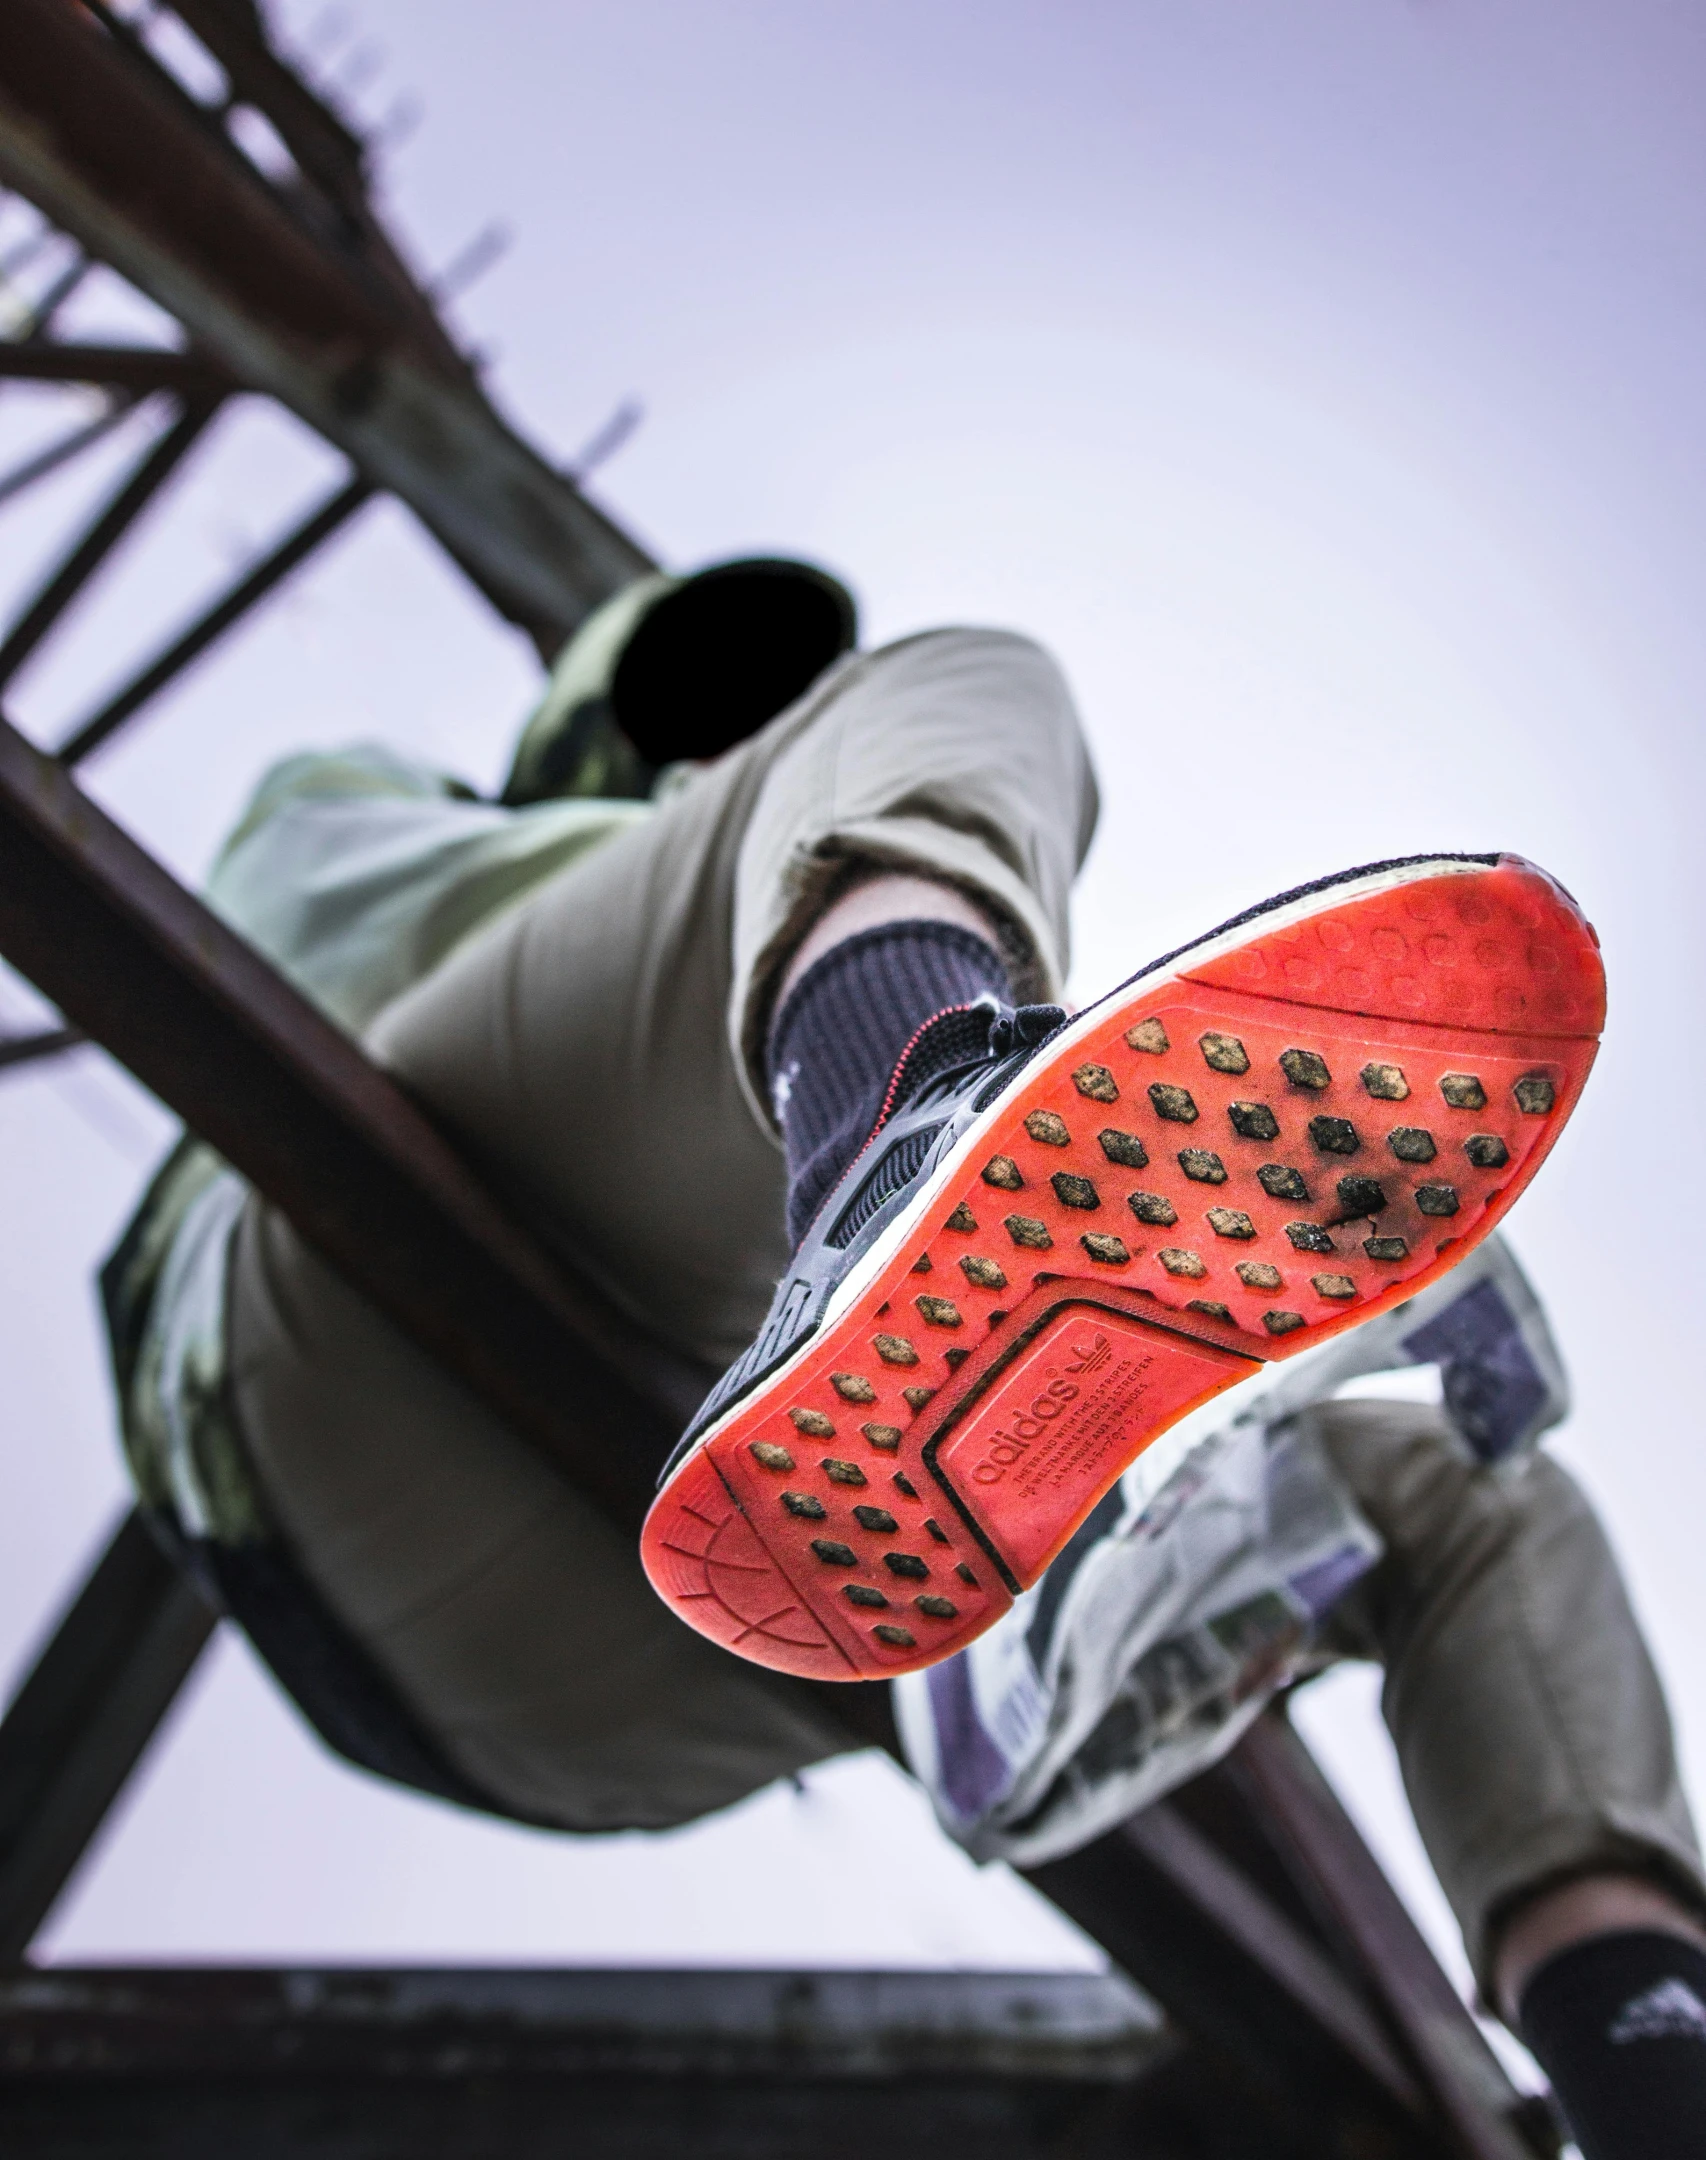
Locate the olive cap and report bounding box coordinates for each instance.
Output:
[503,555,857,804]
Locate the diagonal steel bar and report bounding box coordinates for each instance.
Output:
[1027,1801,1444,2152]
[0,1510,214,1963]
[1119,1799,1420,2103]
[1215,1711,1547,2160]
[0,1023,79,1073]
[0,342,232,395]
[0,394,139,509]
[56,468,370,765]
[169,0,371,220]
[0,392,223,693]
[8,247,87,342]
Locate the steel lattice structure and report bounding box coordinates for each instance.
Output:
[0,5,1558,2153]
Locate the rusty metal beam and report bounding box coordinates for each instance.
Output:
[168,0,369,216]
[82,0,460,375]
[0,1963,1169,2081]
[0,1965,1203,2157]
[0,0,655,656]
[0,342,232,395]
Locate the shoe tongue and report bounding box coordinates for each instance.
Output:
[989,1003,1068,1057]
[889,1000,1068,1115]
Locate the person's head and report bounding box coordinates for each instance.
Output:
[503,556,857,804]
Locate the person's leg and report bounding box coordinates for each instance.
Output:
[365,627,1092,1365]
[1496,1874,1706,2019]
[1505,1902,1706,2159]
[1311,1399,1706,2155]
[776,873,1004,1000]
[228,1206,849,1829]
[228,628,1096,1824]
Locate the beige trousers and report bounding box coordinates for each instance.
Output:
[1312,1402,1702,1987]
[228,631,1094,1831]
[226,628,1699,1981]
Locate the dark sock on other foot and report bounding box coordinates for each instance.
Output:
[1519,1928,1706,2159]
[766,919,1010,1247]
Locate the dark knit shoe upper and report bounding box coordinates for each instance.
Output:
[766,920,1012,1247]
[667,985,1068,1472]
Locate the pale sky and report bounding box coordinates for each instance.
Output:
[0,0,1702,2063]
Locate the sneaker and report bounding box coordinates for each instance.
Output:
[641,852,1604,1680]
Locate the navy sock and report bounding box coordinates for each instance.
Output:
[1519,1928,1706,2159]
[766,919,1010,1248]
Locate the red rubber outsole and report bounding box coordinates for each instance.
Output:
[643,855,1604,1680]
